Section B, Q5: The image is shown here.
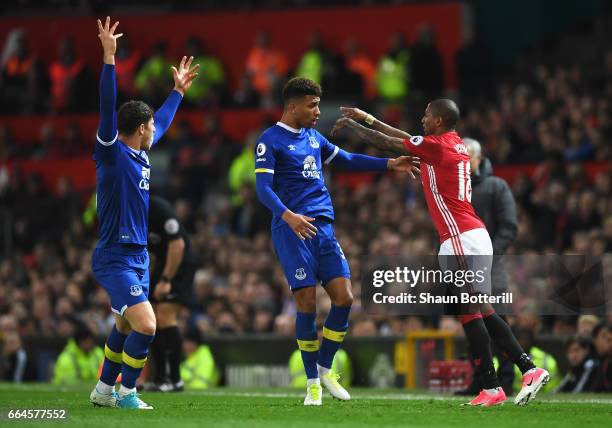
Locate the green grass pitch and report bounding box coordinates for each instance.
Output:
[0,384,611,427]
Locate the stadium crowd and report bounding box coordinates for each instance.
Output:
[0,15,611,389]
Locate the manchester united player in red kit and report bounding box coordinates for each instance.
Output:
[331,99,550,407]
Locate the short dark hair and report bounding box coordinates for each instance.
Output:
[565,335,591,350]
[117,100,154,136]
[429,98,460,129]
[282,77,322,104]
[592,321,610,339]
[73,327,94,344]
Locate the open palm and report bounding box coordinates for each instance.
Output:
[172,56,200,95]
[97,16,123,56]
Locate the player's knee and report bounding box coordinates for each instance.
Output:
[296,299,316,313]
[135,319,156,336]
[294,287,316,313]
[334,292,353,308]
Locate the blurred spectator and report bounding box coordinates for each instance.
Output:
[52,328,103,385]
[233,72,261,108]
[577,315,600,338]
[410,25,444,100]
[114,35,142,102]
[465,138,517,294]
[296,32,326,85]
[48,38,92,113]
[591,322,611,360]
[228,136,255,206]
[180,329,219,389]
[555,336,600,393]
[230,184,270,238]
[56,121,84,158]
[182,36,225,107]
[245,32,288,105]
[376,32,409,102]
[351,318,377,336]
[0,125,13,161]
[1,329,34,382]
[344,39,377,100]
[0,29,47,114]
[135,41,172,106]
[455,28,491,105]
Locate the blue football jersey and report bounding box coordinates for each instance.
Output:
[255,122,340,229]
[94,133,151,249]
[94,64,182,252]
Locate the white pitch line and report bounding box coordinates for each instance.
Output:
[191,390,612,404]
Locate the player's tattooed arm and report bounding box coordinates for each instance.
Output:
[340,107,412,140]
[331,117,408,155]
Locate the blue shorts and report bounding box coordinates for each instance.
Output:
[92,247,150,316]
[271,218,351,290]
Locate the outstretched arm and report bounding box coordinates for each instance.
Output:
[97,16,122,144]
[327,148,419,178]
[340,107,412,140]
[152,56,200,145]
[331,117,409,155]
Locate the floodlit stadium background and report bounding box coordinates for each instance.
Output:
[0,0,610,392]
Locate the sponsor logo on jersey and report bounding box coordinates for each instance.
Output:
[256,157,267,162]
[139,166,150,191]
[295,268,307,280]
[130,285,143,297]
[410,136,424,146]
[302,155,320,179]
[309,137,320,149]
[256,142,266,156]
[455,143,469,155]
[288,144,296,151]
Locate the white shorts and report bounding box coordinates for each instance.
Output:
[439,228,493,256]
[438,228,492,294]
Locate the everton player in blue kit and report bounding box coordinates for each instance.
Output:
[255,77,419,405]
[89,17,198,410]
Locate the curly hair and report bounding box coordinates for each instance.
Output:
[282,77,322,103]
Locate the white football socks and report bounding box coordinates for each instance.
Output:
[118,384,136,397]
[306,378,320,387]
[95,380,114,395]
[317,364,330,376]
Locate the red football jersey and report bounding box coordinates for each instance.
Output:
[403,131,485,244]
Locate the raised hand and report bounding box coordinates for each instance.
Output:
[171,56,200,96]
[388,156,421,179]
[97,16,123,63]
[330,117,355,137]
[340,106,368,122]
